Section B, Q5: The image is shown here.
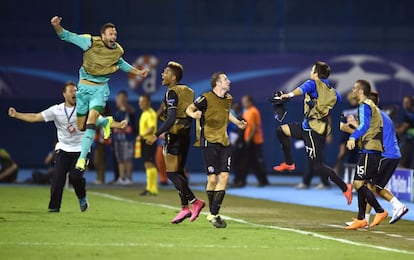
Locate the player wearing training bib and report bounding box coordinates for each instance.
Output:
[343,92,409,227]
[51,16,148,171]
[344,80,388,230]
[146,61,205,224]
[186,72,246,228]
[274,61,353,205]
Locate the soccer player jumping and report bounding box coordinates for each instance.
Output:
[273,61,353,204]
[51,16,148,171]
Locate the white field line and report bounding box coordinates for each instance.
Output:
[0,241,270,249]
[90,192,414,255]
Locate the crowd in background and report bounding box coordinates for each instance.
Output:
[1,92,414,189]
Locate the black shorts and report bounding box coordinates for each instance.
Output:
[371,158,400,189]
[354,153,382,181]
[201,143,232,175]
[165,132,191,169]
[141,140,156,163]
[288,122,326,163]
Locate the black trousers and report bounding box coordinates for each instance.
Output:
[48,150,86,210]
[238,143,269,185]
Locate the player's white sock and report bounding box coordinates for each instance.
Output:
[365,214,370,224]
[390,197,403,210]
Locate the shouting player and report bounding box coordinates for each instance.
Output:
[186,72,246,228]
[50,16,148,171]
[146,62,205,224]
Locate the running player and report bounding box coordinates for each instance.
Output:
[343,92,408,227]
[146,61,205,224]
[8,81,127,212]
[50,16,148,171]
[344,80,388,230]
[186,72,246,228]
[273,61,353,204]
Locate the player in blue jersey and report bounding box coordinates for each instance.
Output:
[344,92,409,227]
[51,16,148,171]
[273,61,353,205]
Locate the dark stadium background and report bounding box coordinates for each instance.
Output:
[1,0,414,173]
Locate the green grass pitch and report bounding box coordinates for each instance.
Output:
[0,186,413,259]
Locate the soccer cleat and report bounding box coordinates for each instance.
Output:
[369,210,388,228]
[48,208,60,213]
[345,218,368,230]
[171,207,192,224]
[208,215,227,228]
[75,158,86,171]
[273,162,296,172]
[79,197,89,212]
[343,184,353,205]
[189,199,205,222]
[103,116,114,139]
[389,206,408,224]
[345,220,369,228]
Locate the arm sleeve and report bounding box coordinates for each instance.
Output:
[118,57,134,73]
[57,29,92,51]
[40,105,57,122]
[193,95,207,111]
[335,90,342,102]
[298,80,316,95]
[155,90,179,136]
[350,104,371,140]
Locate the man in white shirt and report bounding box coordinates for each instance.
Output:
[8,81,126,212]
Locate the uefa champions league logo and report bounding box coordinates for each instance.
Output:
[282,54,414,99]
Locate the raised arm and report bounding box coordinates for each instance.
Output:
[50,16,63,34]
[8,107,44,123]
[51,16,92,51]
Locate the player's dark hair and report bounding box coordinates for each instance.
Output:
[356,79,371,96]
[118,90,128,97]
[63,81,76,93]
[100,23,116,34]
[140,94,151,102]
[313,61,330,79]
[210,71,225,88]
[369,92,379,106]
[167,61,183,83]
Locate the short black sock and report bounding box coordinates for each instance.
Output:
[211,190,226,215]
[276,127,293,165]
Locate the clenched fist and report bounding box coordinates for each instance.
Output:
[50,16,62,26]
[8,107,16,118]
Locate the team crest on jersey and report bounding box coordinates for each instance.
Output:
[207,166,215,173]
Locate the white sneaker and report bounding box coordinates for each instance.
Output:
[315,183,331,190]
[389,205,409,224]
[295,183,309,189]
[345,220,369,228]
[123,178,133,185]
[93,180,103,185]
[114,178,125,185]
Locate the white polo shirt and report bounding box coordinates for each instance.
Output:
[41,103,83,152]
